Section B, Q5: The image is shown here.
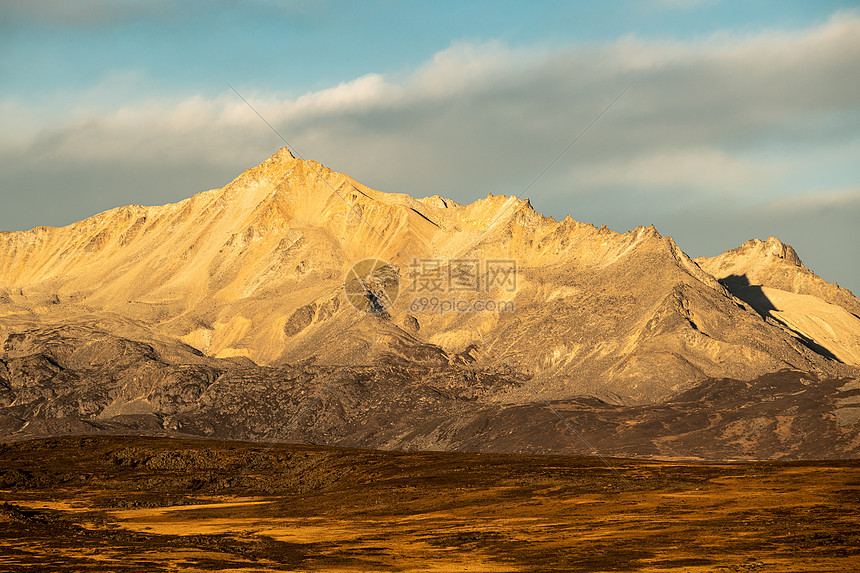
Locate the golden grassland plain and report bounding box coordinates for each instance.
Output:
[0,436,857,572]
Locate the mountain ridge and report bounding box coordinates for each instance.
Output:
[1,148,858,410]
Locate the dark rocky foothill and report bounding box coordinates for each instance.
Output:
[1,323,858,460]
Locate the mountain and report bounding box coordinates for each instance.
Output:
[696,237,860,365]
[1,148,858,458]
[1,324,858,460]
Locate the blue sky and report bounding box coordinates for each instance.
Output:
[1,0,859,292]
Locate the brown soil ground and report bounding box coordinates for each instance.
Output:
[0,436,858,572]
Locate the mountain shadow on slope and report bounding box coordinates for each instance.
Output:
[720,274,840,362]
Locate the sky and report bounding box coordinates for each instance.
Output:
[1,0,859,293]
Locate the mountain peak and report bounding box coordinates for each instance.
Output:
[251,147,300,175]
[419,195,460,209]
[734,236,803,267]
[271,147,297,162]
[763,236,802,266]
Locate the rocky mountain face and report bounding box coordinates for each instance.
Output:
[1,148,858,458]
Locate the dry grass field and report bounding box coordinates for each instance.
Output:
[1,436,858,572]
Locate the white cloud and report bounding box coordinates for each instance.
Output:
[287,74,394,117]
[5,12,858,166]
[572,148,778,193]
[764,187,860,215]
